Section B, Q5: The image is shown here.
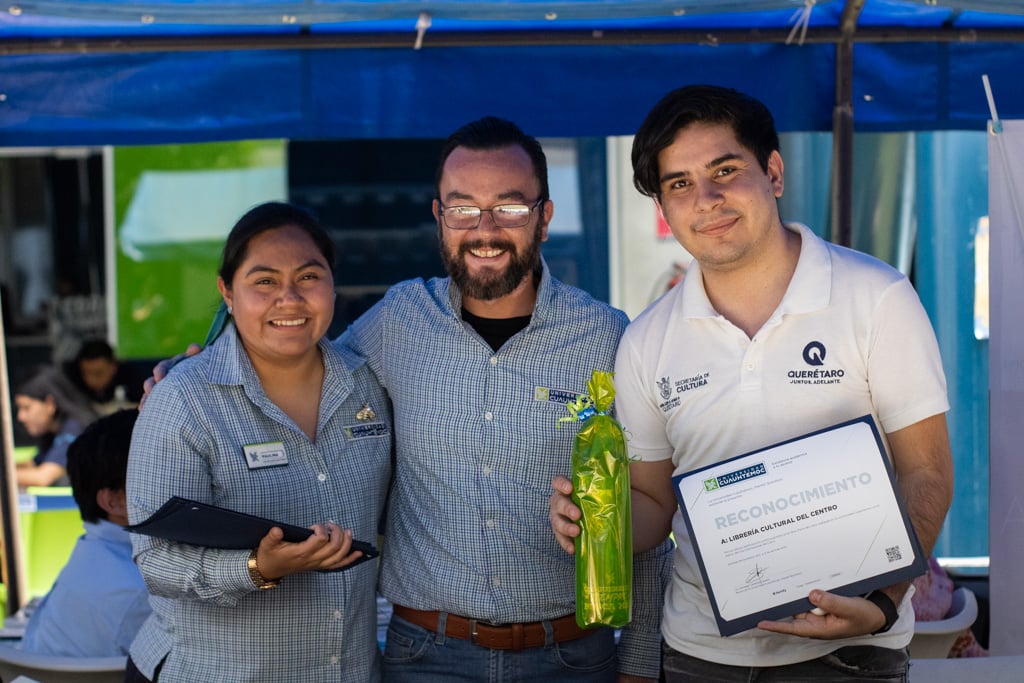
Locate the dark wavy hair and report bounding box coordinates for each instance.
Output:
[435,116,550,202]
[631,84,780,198]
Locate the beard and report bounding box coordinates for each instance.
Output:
[439,221,544,301]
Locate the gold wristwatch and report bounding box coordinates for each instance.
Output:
[247,548,282,589]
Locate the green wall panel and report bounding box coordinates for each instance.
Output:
[113,140,286,358]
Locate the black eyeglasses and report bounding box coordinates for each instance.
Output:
[437,199,544,230]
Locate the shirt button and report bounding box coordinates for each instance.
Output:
[329,656,339,665]
[745,363,754,371]
[490,356,498,365]
[485,518,495,528]
[333,609,343,619]
[482,465,492,476]
[317,473,327,482]
[491,576,501,587]
[484,412,493,421]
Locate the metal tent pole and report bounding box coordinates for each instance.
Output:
[830,0,864,248]
[0,289,26,615]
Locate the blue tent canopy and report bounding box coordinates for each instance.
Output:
[2,0,1023,146]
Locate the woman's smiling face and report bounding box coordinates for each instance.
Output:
[218,224,335,367]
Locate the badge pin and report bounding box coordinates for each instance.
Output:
[356,403,376,421]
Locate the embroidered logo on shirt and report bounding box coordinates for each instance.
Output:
[788,341,845,386]
[657,372,710,413]
[803,341,827,365]
[243,442,288,469]
[657,377,672,400]
[675,373,709,393]
[534,386,581,405]
[342,422,390,439]
[658,379,681,411]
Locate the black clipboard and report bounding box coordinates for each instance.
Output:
[127,496,378,571]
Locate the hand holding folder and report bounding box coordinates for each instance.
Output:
[127,496,379,571]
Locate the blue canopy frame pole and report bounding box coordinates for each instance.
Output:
[830,0,864,247]
[0,289,26,616]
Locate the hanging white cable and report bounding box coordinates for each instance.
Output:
[982,74,1002,135]
[414,11,431,50]
[985,75,1024,245]
[785,0,816,46]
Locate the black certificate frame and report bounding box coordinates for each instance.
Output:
[672,415,927,637]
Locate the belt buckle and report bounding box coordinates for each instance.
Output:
[469,619,478,645]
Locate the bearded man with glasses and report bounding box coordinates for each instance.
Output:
[342,117,671,683]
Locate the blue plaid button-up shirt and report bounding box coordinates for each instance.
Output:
[127,325,392,682]
[341,262,670,678]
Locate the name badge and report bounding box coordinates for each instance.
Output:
[342,422,390,440]
[534,386,582,406]
[243,442,288,469]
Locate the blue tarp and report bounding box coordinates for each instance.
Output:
[1,1,1023,145]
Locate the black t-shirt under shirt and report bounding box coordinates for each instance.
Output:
[461,308,531,352]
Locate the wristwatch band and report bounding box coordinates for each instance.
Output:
[247,548,282,590]
[864,590,898,634]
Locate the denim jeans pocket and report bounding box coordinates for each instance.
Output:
[551,629,617,674]
[382,614,435,664]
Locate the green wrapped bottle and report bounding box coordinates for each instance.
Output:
[565,370,632,628]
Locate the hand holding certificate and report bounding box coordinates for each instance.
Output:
[673,416,925,636]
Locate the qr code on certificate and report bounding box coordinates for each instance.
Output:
[885,545,902,563]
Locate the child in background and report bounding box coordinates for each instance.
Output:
[20,409,152,656]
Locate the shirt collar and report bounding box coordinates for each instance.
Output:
[680,222,831,319]
[88,518,132,545]
[778,222,832,315]
[204,322,356,421]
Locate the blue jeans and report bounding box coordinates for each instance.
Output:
[662,643,909,682]
[382,613,617,683]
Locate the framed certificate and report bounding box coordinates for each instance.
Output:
[672,415,926,636]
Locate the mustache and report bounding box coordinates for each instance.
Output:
[690,210,740,232]
[459,239,516,254]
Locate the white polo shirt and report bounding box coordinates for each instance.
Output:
[615,222,949,667]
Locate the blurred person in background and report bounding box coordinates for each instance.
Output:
[14,365,98,487]
[66,338,146,412]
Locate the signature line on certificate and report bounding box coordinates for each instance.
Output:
[857,515,887,574]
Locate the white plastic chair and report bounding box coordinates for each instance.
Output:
[0,642,126,683]
[909,586,979,659]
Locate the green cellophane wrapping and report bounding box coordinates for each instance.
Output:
[568,370,632,628]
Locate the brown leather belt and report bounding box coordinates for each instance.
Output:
[391,604,593,651]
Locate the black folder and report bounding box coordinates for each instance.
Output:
[127,496,378,570]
